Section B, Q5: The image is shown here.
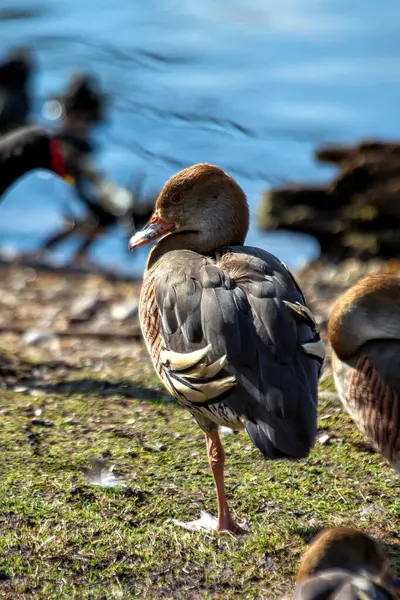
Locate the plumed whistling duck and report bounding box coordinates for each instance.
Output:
[129,163,325,533]
[293,527,400,599]
[328,274,400,473]
[0,125,73,197]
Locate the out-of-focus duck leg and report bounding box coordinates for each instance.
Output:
[40,220,77,252]
[74,224,105,262]
[205,429,245,535]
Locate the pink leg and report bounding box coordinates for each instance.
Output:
[205,430,245,534]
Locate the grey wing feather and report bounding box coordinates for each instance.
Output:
[153,246,322,460]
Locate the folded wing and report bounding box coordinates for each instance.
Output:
[153,246,323,460]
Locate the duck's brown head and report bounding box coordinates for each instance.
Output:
[297,528,400,592]
[128,163,249,257]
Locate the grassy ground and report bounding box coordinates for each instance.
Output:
[0,263,399,599]
[0,357,399,600]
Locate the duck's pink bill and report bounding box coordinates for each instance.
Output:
[128,215,175,250]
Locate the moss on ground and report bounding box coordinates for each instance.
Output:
[0,368,399,599]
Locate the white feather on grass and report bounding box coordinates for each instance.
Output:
[80,457,126,488]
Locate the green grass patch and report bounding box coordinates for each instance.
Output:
[0,368,399,599]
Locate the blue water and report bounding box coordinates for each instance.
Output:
[1,0,400,276]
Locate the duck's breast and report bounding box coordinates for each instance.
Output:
[333,340,400,468]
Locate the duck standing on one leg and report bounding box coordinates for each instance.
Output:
[129,163,324,534]
[328,274,400,473]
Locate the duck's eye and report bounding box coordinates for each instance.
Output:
[170,192,184,204]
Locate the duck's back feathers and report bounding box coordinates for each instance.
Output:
[148,245,322,460]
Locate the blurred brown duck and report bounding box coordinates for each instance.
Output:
[328,275,400,472]
[292,527,400,599]
[129,163,324,533]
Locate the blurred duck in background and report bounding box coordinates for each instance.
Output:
[39,72,154,262]
[0,48,154,264]
[0,47,35,136]
[0,125,73,196]
[291,527,400,600]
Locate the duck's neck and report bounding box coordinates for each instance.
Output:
[145,229,241,272]
[63,118,92,139]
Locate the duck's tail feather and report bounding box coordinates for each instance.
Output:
[244,415,316,460]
